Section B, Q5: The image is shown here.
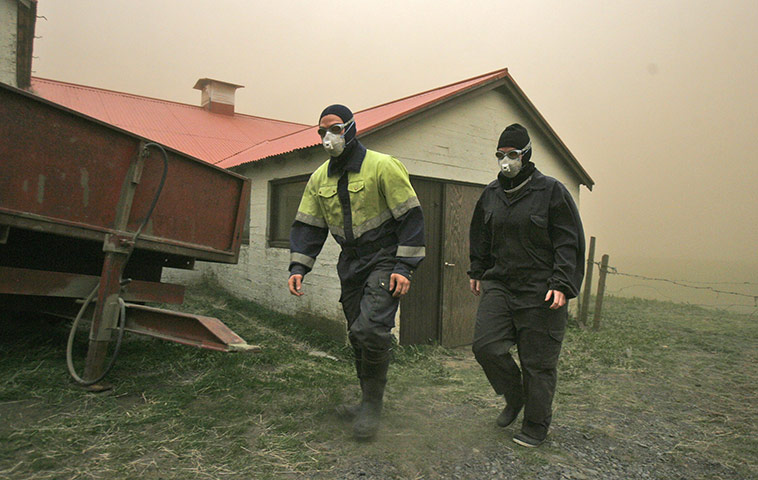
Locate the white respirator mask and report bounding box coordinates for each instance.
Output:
[319,119,355,157]
[495,141,531,178]
[322,132,346,157]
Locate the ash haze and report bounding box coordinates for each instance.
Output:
[31,0,758,307]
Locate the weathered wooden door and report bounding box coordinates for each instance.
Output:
[400,178,483,347]
[399,178,442,345]
[439,183,483,347]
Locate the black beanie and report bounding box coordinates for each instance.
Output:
[319,104,356,145]
[498,123,530,149]
[497,123,531,163]
[319,104,353,123]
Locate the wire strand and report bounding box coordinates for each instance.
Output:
[592,261,758,305]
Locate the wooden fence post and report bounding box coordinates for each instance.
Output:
[592,254,609,330]
[578,236,596,328]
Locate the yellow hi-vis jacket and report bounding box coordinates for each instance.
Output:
[289,147,425,279]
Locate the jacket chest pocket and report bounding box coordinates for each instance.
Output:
[347,180,366,219]
[528,213,552,249]
[317,185,340,223]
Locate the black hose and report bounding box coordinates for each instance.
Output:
[66,143,169,386]
[132,142,169,239]
[66,289,126,386]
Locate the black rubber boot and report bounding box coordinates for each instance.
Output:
[352,377,386,440]
[336,349,363,421]
[335,380,363,420]
[352,351,389,440]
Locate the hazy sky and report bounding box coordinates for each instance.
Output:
[32,0,758,266]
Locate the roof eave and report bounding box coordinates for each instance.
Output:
[499,77,594,190]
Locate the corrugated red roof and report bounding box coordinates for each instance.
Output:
[30,78,308,164]
[28,70,592,188]
[216,68,511,168]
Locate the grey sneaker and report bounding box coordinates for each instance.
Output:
[496,404,523,428]
[513,431,545,448]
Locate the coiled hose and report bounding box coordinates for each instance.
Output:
[66,142,168,386]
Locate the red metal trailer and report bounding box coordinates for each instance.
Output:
[0,82,258,386]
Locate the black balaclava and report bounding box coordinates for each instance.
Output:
[319,104,358,169]
[497,123,535,189]
[319,104,356,144]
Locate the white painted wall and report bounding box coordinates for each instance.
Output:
[0,0,18,87]
[167,86,586,326]
[364,86,582,204]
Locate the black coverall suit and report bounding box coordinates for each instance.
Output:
[469,169,585,440]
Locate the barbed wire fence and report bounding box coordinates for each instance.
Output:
[602,266,758,303]
[577,237,758,329]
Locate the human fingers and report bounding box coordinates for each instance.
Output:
[470,279,480,296]
[288,275,304,296]
[548,290,566,309]
[391,274,409,297]
[399,277,410,296]
[555,290,566,308]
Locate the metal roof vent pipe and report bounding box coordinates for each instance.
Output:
[193,78,244,115]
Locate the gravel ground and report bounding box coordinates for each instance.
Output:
[307,423,744,480]
[302,354,751,480]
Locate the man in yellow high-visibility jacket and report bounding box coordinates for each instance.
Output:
[288,104,425,440]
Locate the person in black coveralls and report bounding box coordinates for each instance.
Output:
[468,123,585,448]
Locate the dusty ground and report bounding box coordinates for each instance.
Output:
[297,350,753,480]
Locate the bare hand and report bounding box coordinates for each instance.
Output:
[545,289,566,309]
[470,279,481,296]
[288,274,304,296]
[389,273,410,297]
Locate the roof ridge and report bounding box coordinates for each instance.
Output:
[354,67,508,114]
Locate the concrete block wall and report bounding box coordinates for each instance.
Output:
[195,149,346,323]
[0,0,18,87]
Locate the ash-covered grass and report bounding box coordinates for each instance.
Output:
[1,278,755,479]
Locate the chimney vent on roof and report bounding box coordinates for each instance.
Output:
[193,78,244,115]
